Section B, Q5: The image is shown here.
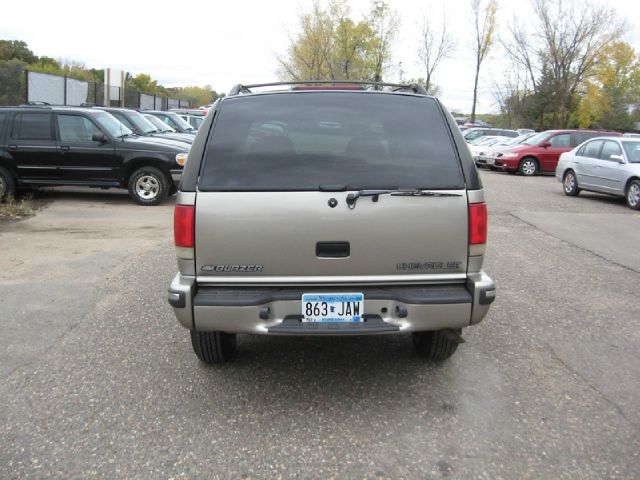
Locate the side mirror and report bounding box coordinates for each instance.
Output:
[540,141,551,148]
[610,154,624,164]
[92,132,108,143]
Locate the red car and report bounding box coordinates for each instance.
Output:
[493,129,621,175]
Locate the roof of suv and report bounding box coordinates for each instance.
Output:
[0,105,109,116]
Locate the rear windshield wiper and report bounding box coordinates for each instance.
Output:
[346,188,461,209]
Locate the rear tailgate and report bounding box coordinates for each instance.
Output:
[195,190,468,284]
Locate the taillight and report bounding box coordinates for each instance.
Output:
[174,205,195,248]
[469,203,487,246]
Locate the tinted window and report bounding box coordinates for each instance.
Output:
[0,112,6,139]
[549,134,571,148]
[600,140,622,160]
[581,140,603,159]
[200,93,464,191]
[58,115,102,142]
[11,112,53,140]
[111,112,135,131]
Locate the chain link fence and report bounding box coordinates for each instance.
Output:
[0,68,190,109]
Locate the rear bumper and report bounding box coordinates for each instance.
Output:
[168,273,496,334]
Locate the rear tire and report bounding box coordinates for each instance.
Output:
[128,166,169,206]
[412,329,460,361]
[626,179,640,210]
[519,157,538,176]
[0,166,16,202]
[563,170,580,196]
[190,330,237,364]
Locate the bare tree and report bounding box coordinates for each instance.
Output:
[501,0,622,128]
[418,12,455,94]
[469,0,498,123]
[369,1,400,82]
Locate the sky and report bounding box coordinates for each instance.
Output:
[1,0,638,113]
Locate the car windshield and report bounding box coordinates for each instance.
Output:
[622,141,640,163]
[162,113,194,131]
[523,131,551,145]
[127,111,158,134]
[144,115,175,132]
[93,111,133,137]
[200,92,464,191]
[506,134,532,145]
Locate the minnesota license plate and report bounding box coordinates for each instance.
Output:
[301,293,364,323]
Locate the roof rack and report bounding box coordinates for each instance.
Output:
[228,81,428,96]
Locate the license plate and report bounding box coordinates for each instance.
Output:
[301,293,364,323]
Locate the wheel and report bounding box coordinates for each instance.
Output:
[0,166,16,202]
[127,166,169,205]
[519,157,538,176]
[563,170,580,196]
[190,330,237,364]
[412,329,461,361]
[626,179,640,210]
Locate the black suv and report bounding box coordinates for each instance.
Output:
[97,107,194,145]
[0,106,188,205]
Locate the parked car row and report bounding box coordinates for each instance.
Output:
[0,105,191,205]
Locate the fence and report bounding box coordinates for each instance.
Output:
[0,68,190,109]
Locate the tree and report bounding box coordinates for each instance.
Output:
[368,1,400,82]
[469,0,498,123]
[0,40,38,63]
[577,42,640,131]
[502,0,622,129]
[418,11,455,95]
[277,0,397,82]
[126,73,164,95]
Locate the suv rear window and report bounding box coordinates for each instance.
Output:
[199,93,463,191]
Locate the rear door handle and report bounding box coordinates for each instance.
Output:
[8,145,18,150]
[60,146,71,152]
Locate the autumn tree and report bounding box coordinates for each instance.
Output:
[469,0,498,123]
[277,0,398,83]
[577,42,640,131]
[368,1,400,82]
[418,11,455,94]
[502,0,622,129]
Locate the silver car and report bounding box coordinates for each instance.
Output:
[168,81,496,364]
[556,137,640,210]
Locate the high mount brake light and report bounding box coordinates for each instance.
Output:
[174,205,195,248]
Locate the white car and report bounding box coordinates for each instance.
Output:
[476,133,537,167]
[468,136,510,165]
[555,137,640,210]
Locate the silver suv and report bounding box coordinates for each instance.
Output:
[168,81,496,364]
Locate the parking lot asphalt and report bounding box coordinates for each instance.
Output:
[1,174,639,479]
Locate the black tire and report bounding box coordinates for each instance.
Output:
[519,157,538,176]
[626,179,640,210]
[127,166,169,206]
[412,329,460,361]
[0,166,16,202]
[190,330,237,364]
[563,170,580,196]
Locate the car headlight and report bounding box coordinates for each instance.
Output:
[500,152,518,158]
[176,152,188,166]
